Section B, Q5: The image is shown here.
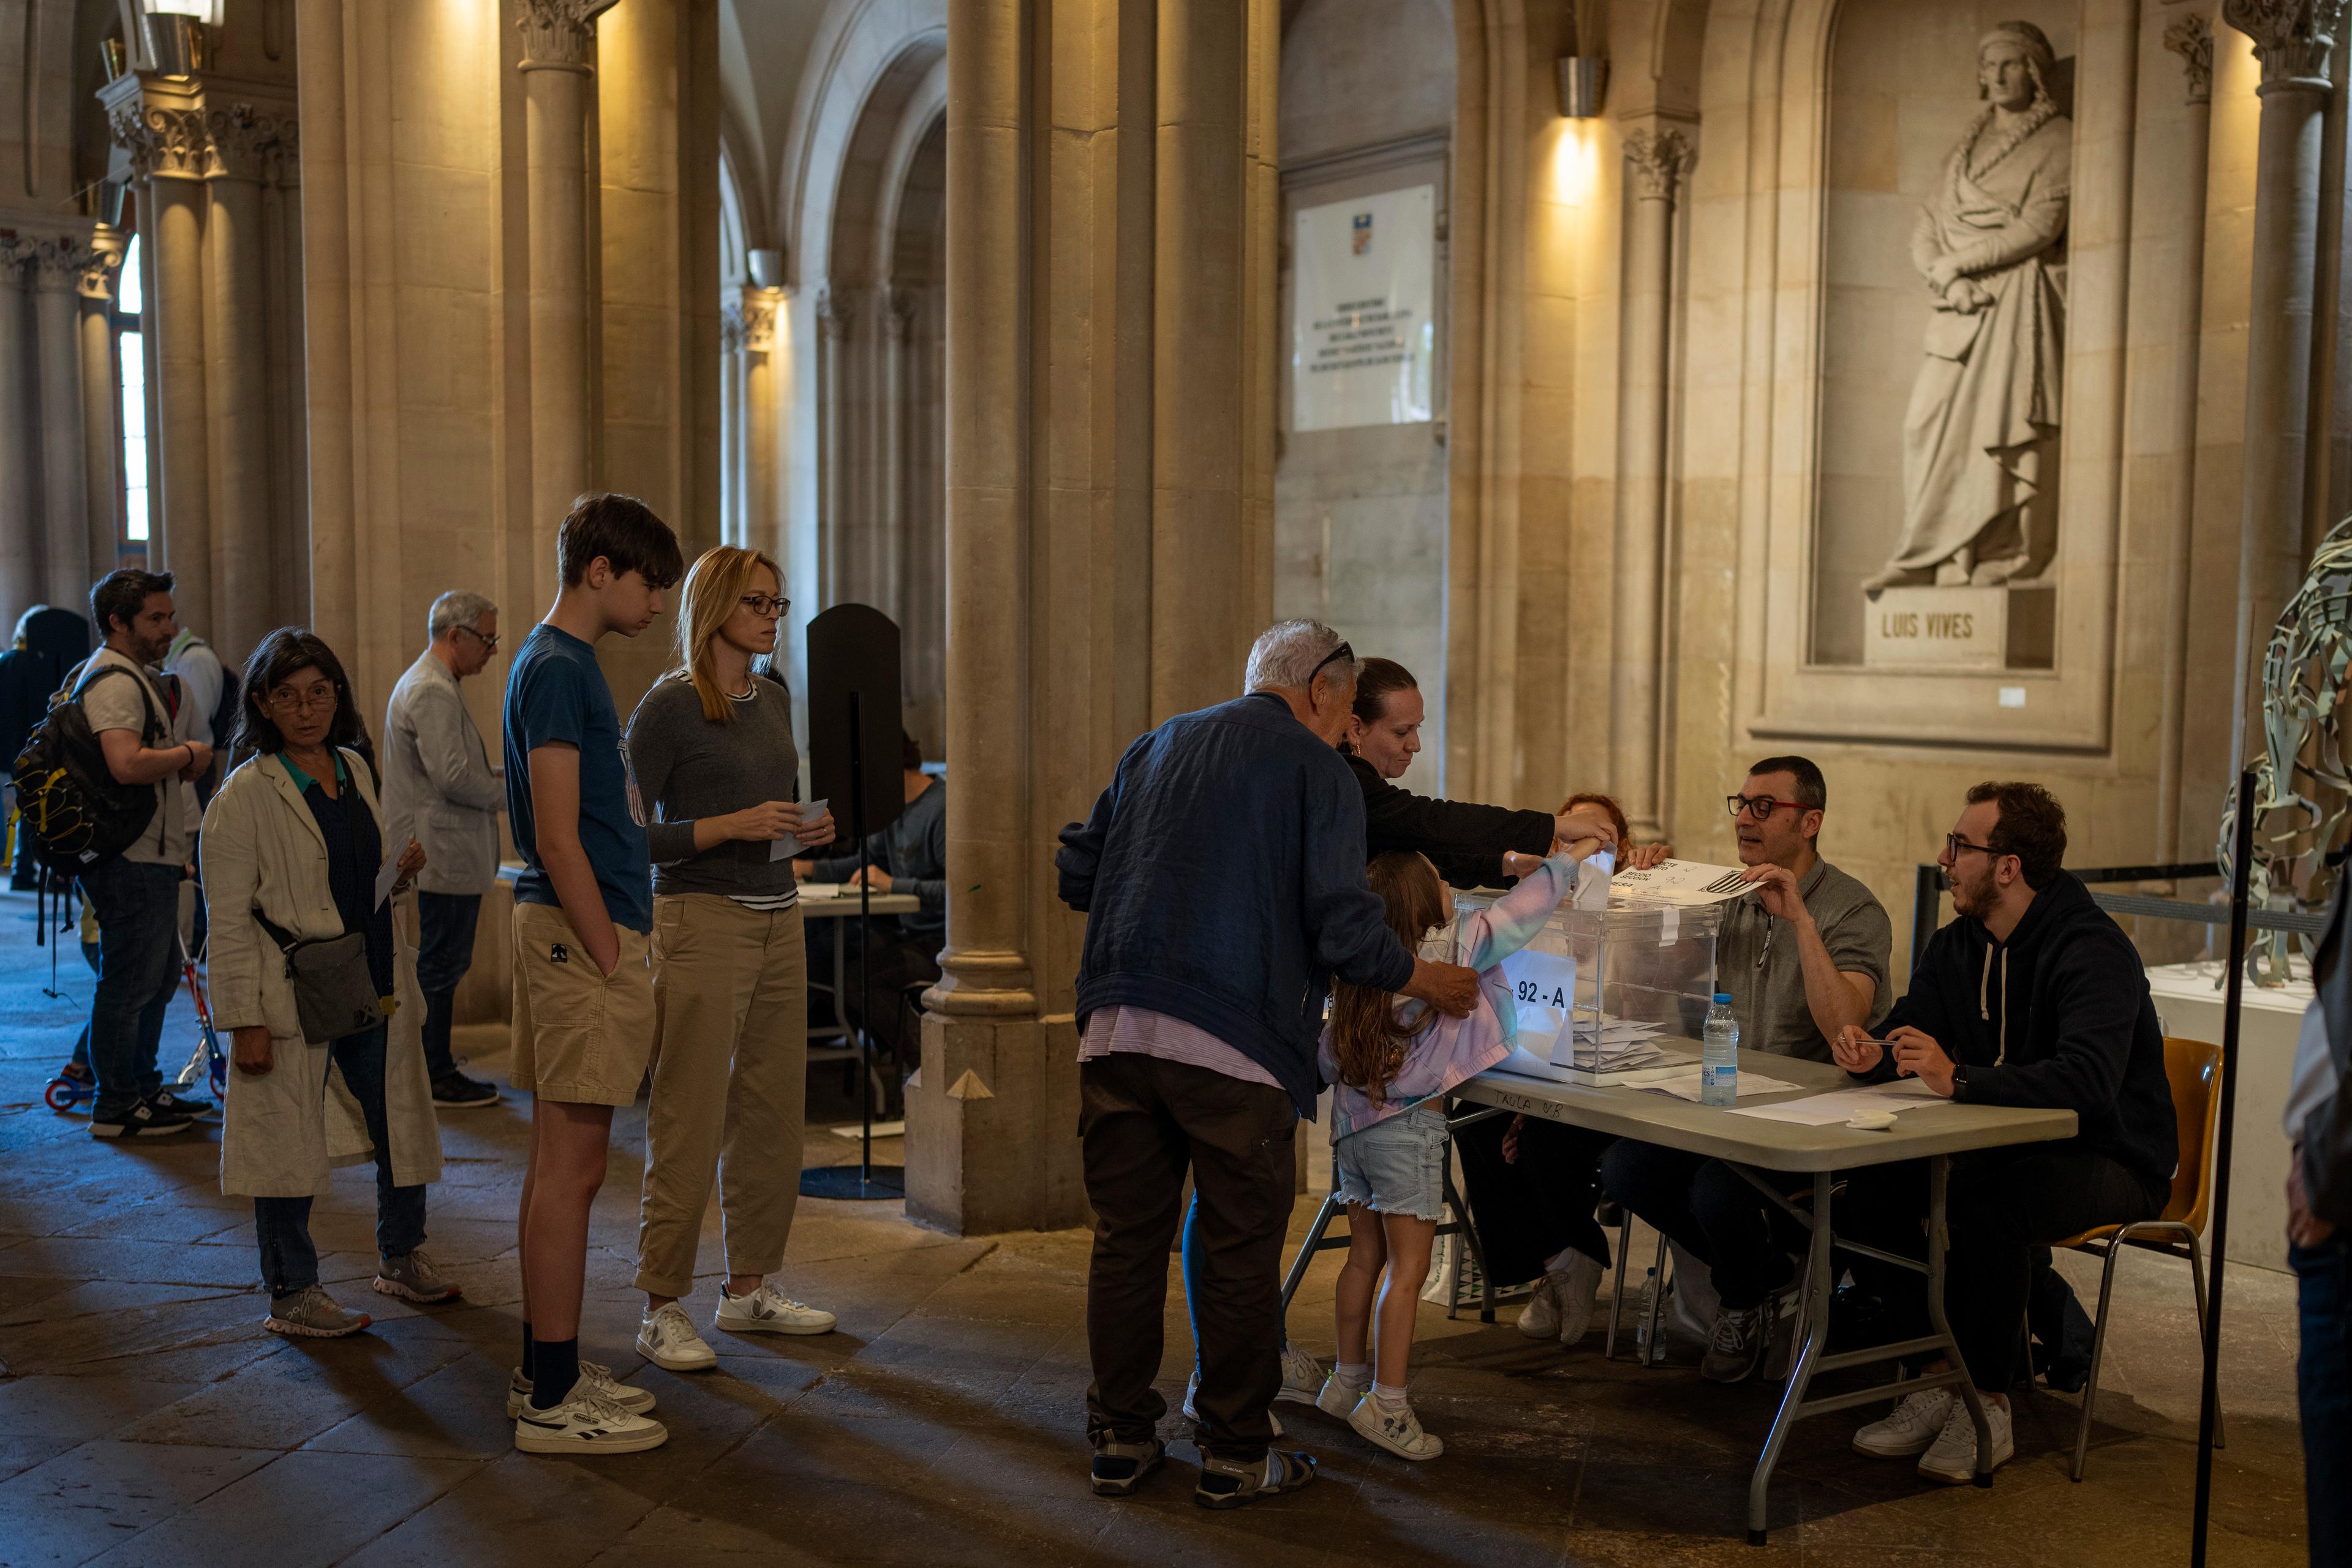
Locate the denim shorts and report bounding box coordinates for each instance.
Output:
[1333,1102,1449,1221]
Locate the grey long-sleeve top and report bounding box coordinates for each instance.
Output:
[623,672,803,900]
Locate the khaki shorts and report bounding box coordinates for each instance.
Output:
[510,899,656,1106]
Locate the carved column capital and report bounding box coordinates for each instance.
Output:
[205,102,287,183]
[1623,125,1695,203]
[2224,0,2346,92]
[517,0,612,73]
[881,285,918,341]
[26,236,96,293]
[78,225,127,302]
[2167,13,2217,103]
[720,300,749,354]
[742,288,782,353]
[0,236,29,288]
[816,287,856,340]
[105,81,213,183]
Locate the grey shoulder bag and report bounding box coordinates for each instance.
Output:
[254,758,386,1042]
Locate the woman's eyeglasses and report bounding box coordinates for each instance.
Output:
[741,594,790,619]
[266,685,338,715]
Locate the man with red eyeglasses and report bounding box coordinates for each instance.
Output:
[1599,755,1894,1381]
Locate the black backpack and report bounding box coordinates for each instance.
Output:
[11,664,165,873]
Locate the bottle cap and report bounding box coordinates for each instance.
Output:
[1713,992,1733,1004]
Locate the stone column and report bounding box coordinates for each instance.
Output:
[742,286,783,561]
[204,104,284,655]
[884,285,917,620]
[1609,124,1692,842]
[1151,0,1250,721]
[2159,13,2216,856]
[815,287,853,604]
[30,240,93,612]
[720,293,745,545]
[0,244,36,622]
[518,0,606,612]
[2223,0,2343,771]
[77,229,126,584]
[105,73,213,631]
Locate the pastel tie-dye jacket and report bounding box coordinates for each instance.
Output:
[1318,851,1583,1142]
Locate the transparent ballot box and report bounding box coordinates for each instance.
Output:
[1460,888,1727,1085]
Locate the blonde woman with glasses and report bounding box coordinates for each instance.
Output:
[624,546,839,1371]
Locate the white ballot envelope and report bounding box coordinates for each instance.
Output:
[1605,858,1760,907]
[372,850,402,911]
[1573,850,1613,911]
[771,797,831,861]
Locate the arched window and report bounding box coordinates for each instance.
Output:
[115,231,149,561]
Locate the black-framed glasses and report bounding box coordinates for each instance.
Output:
[1944,832,2001,861]
[1726,794,1804,822]
[454,624,499,653]
[1308,641,1356,687]
[741,594,790,619]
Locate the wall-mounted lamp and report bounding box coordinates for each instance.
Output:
[749,247,786,290]
[141,0,221,78]
[1557,55,1608,118]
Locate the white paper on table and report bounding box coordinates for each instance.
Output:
[1724,1077,1951,1126]
[770,797,831,861]
[1634,1068,1806,1102]
[1605,858,1763,908]
[372,851,402,911]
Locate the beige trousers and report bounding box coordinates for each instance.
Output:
[634,894,810,1298]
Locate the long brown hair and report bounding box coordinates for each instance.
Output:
[671,545,783,723]
[1329,851,1450,1099]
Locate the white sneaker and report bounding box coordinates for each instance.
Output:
[1348,1393,1444,1461]
[1181,1371,1284,1437]
[1517,1274,1562,1340]
[1553,1251,1605,1345]
[1315,1371,1368,1420]
[1915,1396,2013,1485]
[505,1360,658,1418]
[714,1282,836,1336]
[637,1302,719,1371]
[513,1386,669,1455]
[1276,1341,1324,1406]
[1851,1387,1956,1459]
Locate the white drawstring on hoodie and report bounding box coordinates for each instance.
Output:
[1977,943,2010,1065]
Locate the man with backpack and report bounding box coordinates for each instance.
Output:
[74,570,211,1138]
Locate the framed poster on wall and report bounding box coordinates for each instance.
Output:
[1290,183,1436,432]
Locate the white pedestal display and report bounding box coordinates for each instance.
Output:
[2144,959,2305,1273]
[1861,583,2055,670]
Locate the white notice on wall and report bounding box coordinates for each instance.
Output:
[1291,184,1436,432]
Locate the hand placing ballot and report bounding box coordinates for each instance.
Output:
[1885,1026,1958,1098]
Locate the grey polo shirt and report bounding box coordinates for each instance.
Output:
[1715,857,1894,1063]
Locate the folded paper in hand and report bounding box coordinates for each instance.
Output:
[771,797,830,862]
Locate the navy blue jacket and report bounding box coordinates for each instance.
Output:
[1057,692,1417,1115]
[1861,872,2177,1191]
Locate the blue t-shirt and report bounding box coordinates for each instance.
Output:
[503,624,652,933]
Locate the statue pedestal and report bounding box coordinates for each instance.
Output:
[1862,583,2054,671]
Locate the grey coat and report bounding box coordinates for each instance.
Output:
[382,650,502,895]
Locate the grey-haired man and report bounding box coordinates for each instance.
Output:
[383,590,504,1107]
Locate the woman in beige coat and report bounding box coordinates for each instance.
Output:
[204,627,450,1338]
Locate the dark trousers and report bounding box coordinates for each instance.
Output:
[1602,1140,1809,1310]
[78,858,184,1118]
[1837,1146,2165,1392]
[1453,1114,1614,1285]
[1079,1052,1295,1464]
[2296,1237,2352,1566]
[414,891,483,1082]
[252,1025,428,1295]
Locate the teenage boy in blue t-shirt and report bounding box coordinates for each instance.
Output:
[501,492,684,1456]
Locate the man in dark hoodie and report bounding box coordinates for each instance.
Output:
[1830,781,2175,1486]
[1055,619,1479,1511]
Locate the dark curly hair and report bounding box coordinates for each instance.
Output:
[234,627,369,758]
[1966,780,2068,889]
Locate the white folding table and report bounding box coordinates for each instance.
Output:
[1449,1056,2076,1544]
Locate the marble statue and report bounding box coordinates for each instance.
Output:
[1865,21,2072,595]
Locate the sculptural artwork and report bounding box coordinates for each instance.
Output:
[2223,516,2352,986]
[1864,21,2072,595]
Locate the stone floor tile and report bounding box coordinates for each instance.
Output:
[0,1438,274,1566]
[81,1449,481,1567]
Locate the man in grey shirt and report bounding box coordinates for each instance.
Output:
[382,591,505,1107]
[1601,755,1893,1381]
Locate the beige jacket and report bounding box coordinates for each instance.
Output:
[201,750,444,1199]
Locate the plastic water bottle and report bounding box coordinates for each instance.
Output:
[1701,992,1740,1107]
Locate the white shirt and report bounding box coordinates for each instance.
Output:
[2286,1000,2340,1144]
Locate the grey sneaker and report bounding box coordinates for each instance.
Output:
[264,1284,371,1338]
[1700,1295,1776,1384]
[374,1248,462,1304]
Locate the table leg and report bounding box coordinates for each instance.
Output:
[1746,1167,1836,1545]
[1925,1152,1996,1487]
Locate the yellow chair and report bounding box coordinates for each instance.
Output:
[2048,1036,2225,1482]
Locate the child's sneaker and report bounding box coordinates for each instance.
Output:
[1314,1370,1368,1420]
[1088,1433,1164,1496]
[513,1386,668,1455]
[1194,1449,1316,1510]
[1276,1342,1324,1405]
[1348,1392,1445,1460]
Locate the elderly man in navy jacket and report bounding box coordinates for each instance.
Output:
[1056,619,1479,1511]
